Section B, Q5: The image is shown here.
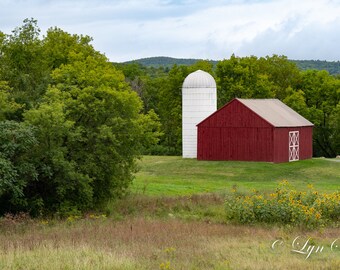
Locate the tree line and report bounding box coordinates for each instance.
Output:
[118,55,340,158]
[0,19,339,216]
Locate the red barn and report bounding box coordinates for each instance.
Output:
[197,98,313,163]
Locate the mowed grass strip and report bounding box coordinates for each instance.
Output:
[133,156,340,196]
[0,218,339,270]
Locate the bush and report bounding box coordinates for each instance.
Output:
[225,180,340,228]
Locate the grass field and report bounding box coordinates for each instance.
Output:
[133,156,340,196]
[0,156,339,269]
[0,217,339,270]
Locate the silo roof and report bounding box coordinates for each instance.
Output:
[182,70,216,88]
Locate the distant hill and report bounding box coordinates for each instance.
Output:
[123,56,340,75]
[124,56,218,68]
[291,60,340,75]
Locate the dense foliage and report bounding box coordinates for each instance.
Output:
[0,19,160,215]
[0,121,38,213]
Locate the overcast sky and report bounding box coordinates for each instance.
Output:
[1,0,340,62]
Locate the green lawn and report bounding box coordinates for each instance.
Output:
[133,156,340,196]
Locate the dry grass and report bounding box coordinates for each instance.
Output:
[0,217,339,269]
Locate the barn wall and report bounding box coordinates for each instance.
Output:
[197,127,274,161]
[273,127,313,163]
[199,99,272,128]
[197,99,275,161]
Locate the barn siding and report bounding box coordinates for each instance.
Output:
[198,127,273,161]
[300,126,313,159]
[199,99,272,128]
[197,99,274,161]
[273,127,313,163]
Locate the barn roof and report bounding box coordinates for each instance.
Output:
[236,98,314,127]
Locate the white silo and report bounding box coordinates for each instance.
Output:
[182,70,217,158]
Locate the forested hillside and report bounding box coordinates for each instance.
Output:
[291,60,340,75]
[124,56,340,75]
[124,56,218,68]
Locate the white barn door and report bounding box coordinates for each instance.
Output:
[289,131,299,162]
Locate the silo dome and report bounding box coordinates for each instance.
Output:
[183,70,216,89]
[182,70,217,158]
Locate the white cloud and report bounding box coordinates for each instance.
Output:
[0,0,339,61]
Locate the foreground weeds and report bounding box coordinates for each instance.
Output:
[0,187,339,269]
[0,209,339,270]
[0,217,339,269]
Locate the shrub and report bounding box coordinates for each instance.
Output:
[225,180,340,228]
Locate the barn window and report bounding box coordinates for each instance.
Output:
[289,131,299,162]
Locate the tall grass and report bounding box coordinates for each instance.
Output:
[0,217,339,270]
[0,246,140,270]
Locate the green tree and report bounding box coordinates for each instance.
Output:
[283,89,309,118]
[297,70,340,157]
[44,53,159,207]
[135,109,163,154]
[157,65,188,154]
[42,27,98,69]
[0,20,162,215]
[189,60,214,74]
[24,89,93,215]
[329,103,340,154]
[216,55,276,107]
[0,81,21,120]
[0,18,50,109]
[259,55,301,99]
[216,55,301,106]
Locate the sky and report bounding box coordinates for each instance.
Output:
[1,0,340,62]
